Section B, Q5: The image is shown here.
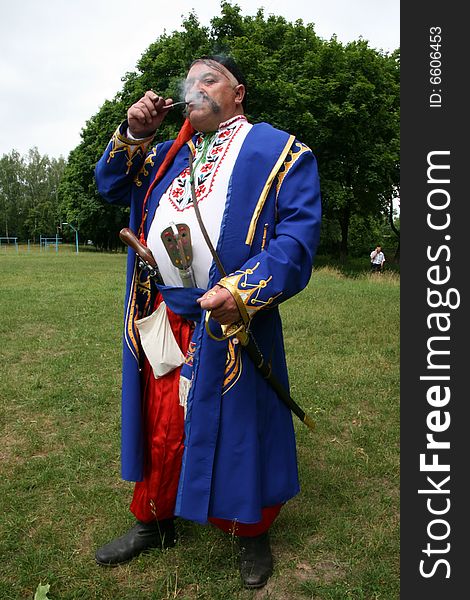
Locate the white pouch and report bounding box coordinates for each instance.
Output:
[135,301,185,379]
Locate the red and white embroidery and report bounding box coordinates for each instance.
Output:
[167,115,247,211]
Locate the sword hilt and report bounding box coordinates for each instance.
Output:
[204,310,246,342]
[119,228,157,268]
[119,228,163,283]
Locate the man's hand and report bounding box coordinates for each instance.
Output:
[127,91,173,138]
[197,285,241,325]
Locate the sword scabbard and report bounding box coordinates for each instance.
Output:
[204,310,316,433]
[303,414,316,431]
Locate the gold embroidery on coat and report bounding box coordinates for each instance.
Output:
[134,146,157,187]
[221,263,282,317]
[106,127,153,174]
[261,223,269,251]
[245,134,295,246]
[275,141,311,199]
[222,338,242,394]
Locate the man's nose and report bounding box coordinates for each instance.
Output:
[186,79,202,95]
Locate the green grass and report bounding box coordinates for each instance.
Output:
[0,254,399,599]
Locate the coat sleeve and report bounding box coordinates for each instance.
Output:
[218,143,322,321]
[94,122,169,206]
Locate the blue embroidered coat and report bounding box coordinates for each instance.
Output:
[95,120,322,524]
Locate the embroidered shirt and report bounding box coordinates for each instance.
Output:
[147,115,252,288]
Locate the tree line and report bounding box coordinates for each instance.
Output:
[1,2,400,257]
[0,149,66,243]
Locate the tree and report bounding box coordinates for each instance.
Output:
[22,149,66,239]
[0,148,66,241]
[58,99,133,250]
[0,151,25,238]
[311,43,399,258]
[60,1,399,256]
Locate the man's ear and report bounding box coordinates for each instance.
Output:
[234,84,246,106]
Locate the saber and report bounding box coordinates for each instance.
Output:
[186,148,315,431]
[119,228,163,284]
[119,229,314,430]
[204,315,316,431]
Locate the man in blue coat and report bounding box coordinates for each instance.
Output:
[94,55,321,589]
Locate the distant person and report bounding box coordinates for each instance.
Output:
[370,245,385,272]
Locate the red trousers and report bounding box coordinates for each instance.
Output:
[130,298,282,536]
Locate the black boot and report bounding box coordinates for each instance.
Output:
[95,519,176,566]
[238,532,273,589]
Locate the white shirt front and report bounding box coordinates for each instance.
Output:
[147,115,252,288]
[370,250,385,265]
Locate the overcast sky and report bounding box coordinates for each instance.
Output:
[0,0,399,159]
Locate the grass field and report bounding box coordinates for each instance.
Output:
[0,252,399,599]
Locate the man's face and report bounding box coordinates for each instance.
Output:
[184,61,244,132]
